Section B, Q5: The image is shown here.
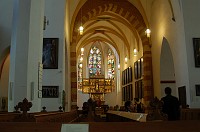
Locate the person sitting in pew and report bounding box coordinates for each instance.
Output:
[133,98,145,113]
[124,101,134,112]
[161,87,180,121]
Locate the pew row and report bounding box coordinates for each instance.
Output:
[33,110,79,123]
[181,108,200,120]
[0,110,79,123]
[106,110,147,122]
[0,121,200,132]
[0,113,20,122]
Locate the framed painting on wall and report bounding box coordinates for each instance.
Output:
[126,68,129,84]
[122,87,124,101]
[140,57,144,77]
[137,59,141,78]
[42,86,59,98]
[128,67,132,83]
[135,81,139,98]
[42,38,59,69]
[125,69,127,84]
[193,38,200,67]
[195,84,200,96]
[178,86,187,108]
[129,84,133,101]
[138,80,143,99]
[122,71,124,85]
[134,61,138,79]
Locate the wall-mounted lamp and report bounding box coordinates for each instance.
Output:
[141,57,143,62]
[80,57,83,62]
[118,63,120,70]
[145,28,151,38]
[79,26,84,35]
[79,63,83,68]
[81,48,84,55]
[125,56,128,64]
[79,7,84,35]
[133,48,137,56]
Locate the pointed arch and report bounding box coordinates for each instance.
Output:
[70,0,153,106]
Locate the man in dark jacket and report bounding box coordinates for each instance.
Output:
[161,87,180,120]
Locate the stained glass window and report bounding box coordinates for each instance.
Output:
[107,49,115,79]
[88,46,102,77]
[78,59,83,91]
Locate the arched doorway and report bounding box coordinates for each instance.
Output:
[0,54,10,111]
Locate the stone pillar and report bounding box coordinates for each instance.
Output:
[70,44,77,109]
[143,38,154,105]
[8,0,44,112]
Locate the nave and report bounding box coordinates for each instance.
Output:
[0,98,200,132]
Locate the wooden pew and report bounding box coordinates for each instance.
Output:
[181,108,200,120]
[0,98,79,123]
[0,110,79,123]
[33,110,79,123]
[0,121,200,132]
[89,121,200,132]
[0,104,78,131]
[0,113,21,122]
[106,97,168,122]
[0,122,62,132]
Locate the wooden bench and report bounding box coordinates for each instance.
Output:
[0,121,200,132]
[89,121,200,132]
[33,110,79,123]
[0,98,79,123]
[0,122,62,132]
[106,111,147,122]
[0,110,79,123]
[0,113,20,122]
[181,108,200,120]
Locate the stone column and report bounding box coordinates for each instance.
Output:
[143,37,154,105]
[70,44,77,109]
[9,0,44,112]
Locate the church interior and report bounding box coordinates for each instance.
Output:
[0,0,200,131]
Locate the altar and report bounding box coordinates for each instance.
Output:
[81,76,114,101]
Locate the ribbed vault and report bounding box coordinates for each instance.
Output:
[70,0,153,107]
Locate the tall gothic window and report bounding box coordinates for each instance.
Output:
[107,49,115,79]
[78,58,83,91]
[88,46,102,77]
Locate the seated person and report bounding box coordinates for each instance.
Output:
[124,101,134,112]
[161,87,180,120]
[82,102,89,116]
[133,98,144,113]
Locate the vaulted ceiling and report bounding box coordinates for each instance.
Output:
[71,0,150,58]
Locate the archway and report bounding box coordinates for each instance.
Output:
[0,54,10,111]
[160,37,176,98]
[70,0,153,108]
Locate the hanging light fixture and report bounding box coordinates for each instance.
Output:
[145,28,151,38]
[79,7,84,35]
[79,63,83,68]
[145,0,151,38]
[125,56,128,64]
[118,64,120,70]
[81,48,84,55]
[133,48,137,56]
[80,56,83,62]
[118,60,120,70]
[79,26,84,35]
